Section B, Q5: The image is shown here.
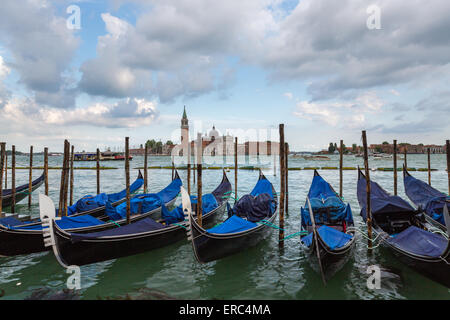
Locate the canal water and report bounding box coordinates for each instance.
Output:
[0,153,449,299]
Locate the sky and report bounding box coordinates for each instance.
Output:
[0,0,449,152]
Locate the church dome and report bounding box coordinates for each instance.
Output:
[208,125,219,139]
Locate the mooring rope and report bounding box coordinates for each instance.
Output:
[427,226,449,240]
[346,226,383,249]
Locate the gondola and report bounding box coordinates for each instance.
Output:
[357,169,450,288]
[403,165,449,229]
[0,171,177,257]
[186,170,278,263]
[40,171,231,266]
[1,171,45,207]
[300,170,356,285]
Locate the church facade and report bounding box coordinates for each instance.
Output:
[175,107,279,157]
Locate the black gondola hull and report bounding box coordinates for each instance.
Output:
[55,200,227,266]
[376,228,450,288]
[0,197,176,257]
[302,232,356,282]
[1,172,45,207]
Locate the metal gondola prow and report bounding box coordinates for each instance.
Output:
[181,186,193,241]
[39,194,68,269]
[402,164,410,178]
[173,169,181,181]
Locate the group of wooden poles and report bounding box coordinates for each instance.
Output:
[361,133,450,249]
[1,131,449,251]
[0,143,51,214]
[0,141,108,217]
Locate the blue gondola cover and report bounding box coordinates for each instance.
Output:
[161,193,219,225]
[302,225,353,250]
[301,174,353,227]
[206,176,275,233]
[161,205,184,225]
[103,176,182,220]
[207,215,257,234]
[3,215,104,230]
[387,226,448,257]
[358,175,415,221]
[66,175,144,215]
[233,193,275,222]
[404,174,449,225]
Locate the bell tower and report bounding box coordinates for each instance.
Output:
[180,106,189,156]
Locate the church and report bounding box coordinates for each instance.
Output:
[176,106,279,157]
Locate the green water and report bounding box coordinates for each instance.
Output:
[0,154,449,300]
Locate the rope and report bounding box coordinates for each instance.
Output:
[257,219,286,231]
[346,226,383,249]
[427,226,449,240]
[279,230,308,242]
[107,220,121,228]
[172,222,187,229]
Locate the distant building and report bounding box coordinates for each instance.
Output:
[173,107,279,157]
[369,143,446,154]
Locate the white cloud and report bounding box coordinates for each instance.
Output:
[0,97,159,132]
[0,1,79,108]
[293,91,384,127]
[0,56,10,79]
[79,1,277,102]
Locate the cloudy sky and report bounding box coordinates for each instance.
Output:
[0,0,449,152]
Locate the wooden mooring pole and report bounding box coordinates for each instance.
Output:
[234,137,238,201]
[171,155,174,180]
[273,153,276,176]
[404,147,408,170]
[4,150,7,189]
[187,143,191,195]
[0,143,5,214]
[28,146,33,208]
[44,147,48,196]
[11,145,16,213]
[427,147,431,186]
[362,131,372,250]
[63,141,70,216]
[193,150,196,185]
[339,140,343,198]
[96,148,100,194]
[125,137,131,224]
[393,140,397,195]
[279,124,286,249]
[69,145,75,206]
[285,142,289,214]
[446,140,450,196]
[144,143,148,193]
[58,142,66,217]
[197,133,203,227]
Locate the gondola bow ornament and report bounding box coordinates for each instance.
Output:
[39,194,69,268]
